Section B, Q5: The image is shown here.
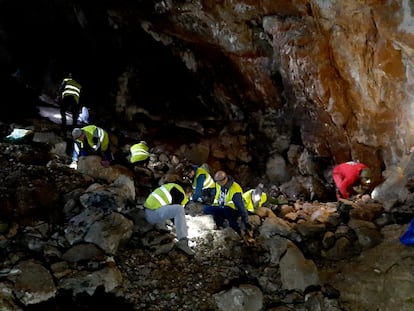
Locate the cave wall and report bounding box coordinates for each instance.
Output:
[1,0,414,186]
[104,0,414,172]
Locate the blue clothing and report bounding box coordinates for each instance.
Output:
[72,140,112,162]
[401,218,414,246]
[203,204,241,234]
[189,165,215,203]
[203,176,248,235]
[72,125,112,162]
[192,172,206,201]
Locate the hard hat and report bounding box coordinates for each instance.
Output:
[72,128,83,140]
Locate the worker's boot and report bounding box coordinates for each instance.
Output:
[175,238,195,256]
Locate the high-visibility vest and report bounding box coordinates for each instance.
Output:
[213,181,243,210]
[144,183,189,210]
[194,167,215,190]
[130,142,150,163]
[61,78,82,104]
[79,125,109,151]
[242,189,267,213]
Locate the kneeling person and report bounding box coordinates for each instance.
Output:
[144,182,195,256]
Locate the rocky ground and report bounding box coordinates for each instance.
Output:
[1,111,414,311]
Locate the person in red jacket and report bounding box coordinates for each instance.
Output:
[332,161,372,199]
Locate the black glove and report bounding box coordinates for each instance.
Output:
[244,222,252,232]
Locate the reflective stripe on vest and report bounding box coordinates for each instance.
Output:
[243,189,267,213]
[82,125,109,152]
[92,127,104,150]
[195,168,215,189]
[145,185,173,210]
[130,143,150,163]
[62,79,81,102]
[213,181,243,210]
[144,183,189,210]
[151,185,172,207]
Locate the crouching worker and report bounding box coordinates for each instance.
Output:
[203,170,251,236]
[143,183,195,256]
[243,183,276,219]
[332,161,372,200]
[129,141,150,167]
[181,164,215,204]
[70,125,112,169]
[128,141,153,178]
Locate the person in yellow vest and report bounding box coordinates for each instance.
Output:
[57,73,82,132]
[181,164,215,204]
[70,125,112,169]
[129,141,150,168]
[203,170,251,236]
[243,184,276,219]
[143,182,195,256]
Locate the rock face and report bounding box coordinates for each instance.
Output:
[104,0,414,173]
[2,123,414,311]
[1,1,414,187]
[2,2,414,309]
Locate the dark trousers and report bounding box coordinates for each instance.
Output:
[60,96,79,131]
[201,188,215,204]
[203,205,241,235]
